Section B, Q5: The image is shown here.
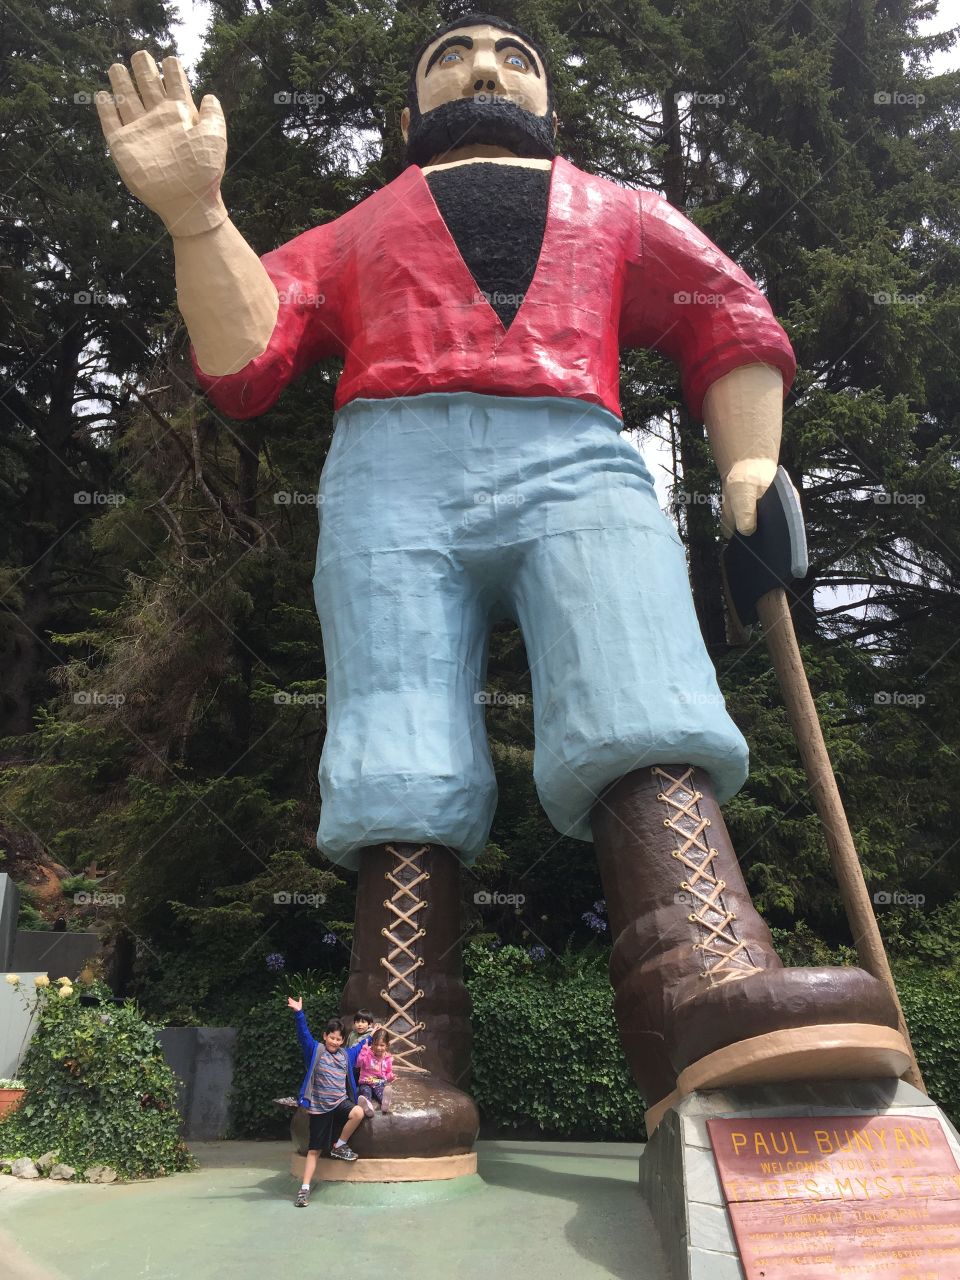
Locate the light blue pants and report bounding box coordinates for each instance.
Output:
[313,392,748,870]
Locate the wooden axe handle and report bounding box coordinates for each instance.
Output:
[756,588,925,1092]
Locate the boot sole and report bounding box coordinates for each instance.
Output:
[644,1023,911,1134]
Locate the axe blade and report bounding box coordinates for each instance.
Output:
[721,465,808,639]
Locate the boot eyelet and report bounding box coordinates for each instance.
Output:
[656,792,665,800]
[694,791,702,799]
[688,914,697,923]
[663,819,671,828]
[709,848,718,855]
[671,850,680,858]
[703,819,711,826]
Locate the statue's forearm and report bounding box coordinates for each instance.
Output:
[173,217,279,376]
[702,363,783,477]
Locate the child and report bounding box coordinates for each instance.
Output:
[287,996,381,1206]
[355,1028,395,1116]
[345,1008,375,1048]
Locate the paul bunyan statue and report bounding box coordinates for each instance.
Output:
[97,15,910,1167]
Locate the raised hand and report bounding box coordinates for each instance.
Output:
[95,50,228,238]
[287,995,303,1012]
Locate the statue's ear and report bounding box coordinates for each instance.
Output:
[400,105,410,142]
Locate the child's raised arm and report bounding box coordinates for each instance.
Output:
[287,995,303,1011]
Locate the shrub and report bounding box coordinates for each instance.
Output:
[0,978,194,1179]
[465,939,646,1139]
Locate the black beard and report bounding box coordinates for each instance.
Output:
[404,95,555,168]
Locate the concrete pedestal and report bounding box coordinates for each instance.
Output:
[639,1078,960,1280]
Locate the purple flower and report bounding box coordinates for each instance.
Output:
[322,933,338,946]
[266,952,286,972]
[582,911,608,933]
[528,945,546,961]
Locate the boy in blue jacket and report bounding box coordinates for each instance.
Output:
[287,995,381,1206]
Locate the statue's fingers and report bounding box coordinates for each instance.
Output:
[197,94,227,140]
[729,482,758,536]
[161,56,199,123]
[131,49,166,110]
[719,493,735,540]
[94,91,123,144]
[107,64,144,125]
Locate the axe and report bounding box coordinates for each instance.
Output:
[721,466,924,1090]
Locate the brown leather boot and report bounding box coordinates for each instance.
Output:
[592,765,910,1128]
[338,841,479,1160]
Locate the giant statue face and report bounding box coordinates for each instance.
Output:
[401,19,558,167]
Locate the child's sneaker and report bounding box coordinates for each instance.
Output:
[357,1095,375,1118]
[295,1186,310,1207]
[329,1142,358,1161]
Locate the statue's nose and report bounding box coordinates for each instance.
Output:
[473,78,496,92]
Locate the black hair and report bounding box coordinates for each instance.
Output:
[323,1017,345,1036]
[352,1009,375,1024]
[407,12,554,115]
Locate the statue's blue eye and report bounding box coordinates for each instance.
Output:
[505,54,526,69]
[441,51,461,64]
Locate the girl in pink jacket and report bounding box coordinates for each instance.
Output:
[355,1029,395,1115]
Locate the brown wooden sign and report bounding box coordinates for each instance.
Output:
[707,1114,960,1279]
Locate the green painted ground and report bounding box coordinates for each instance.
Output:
[0,1139,668,1280]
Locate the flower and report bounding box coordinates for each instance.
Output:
[55,977,72,986]
[4,974,20,986]
[265,952,286,972]
[322,932,338,946]
[528,945,546,961]
[57,985,74,999]
[34,975,51,987]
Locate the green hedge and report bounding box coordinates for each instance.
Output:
[227,941,960,1140]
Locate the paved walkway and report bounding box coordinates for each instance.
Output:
[0,1139,668,1280]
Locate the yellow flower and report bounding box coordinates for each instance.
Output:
[34,975,51,987]
[4,974,20,986]
[57,985,74,999]
[55,977,72,986]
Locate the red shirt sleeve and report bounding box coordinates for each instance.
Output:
[189,221,343,420]
[620,191,796,419]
